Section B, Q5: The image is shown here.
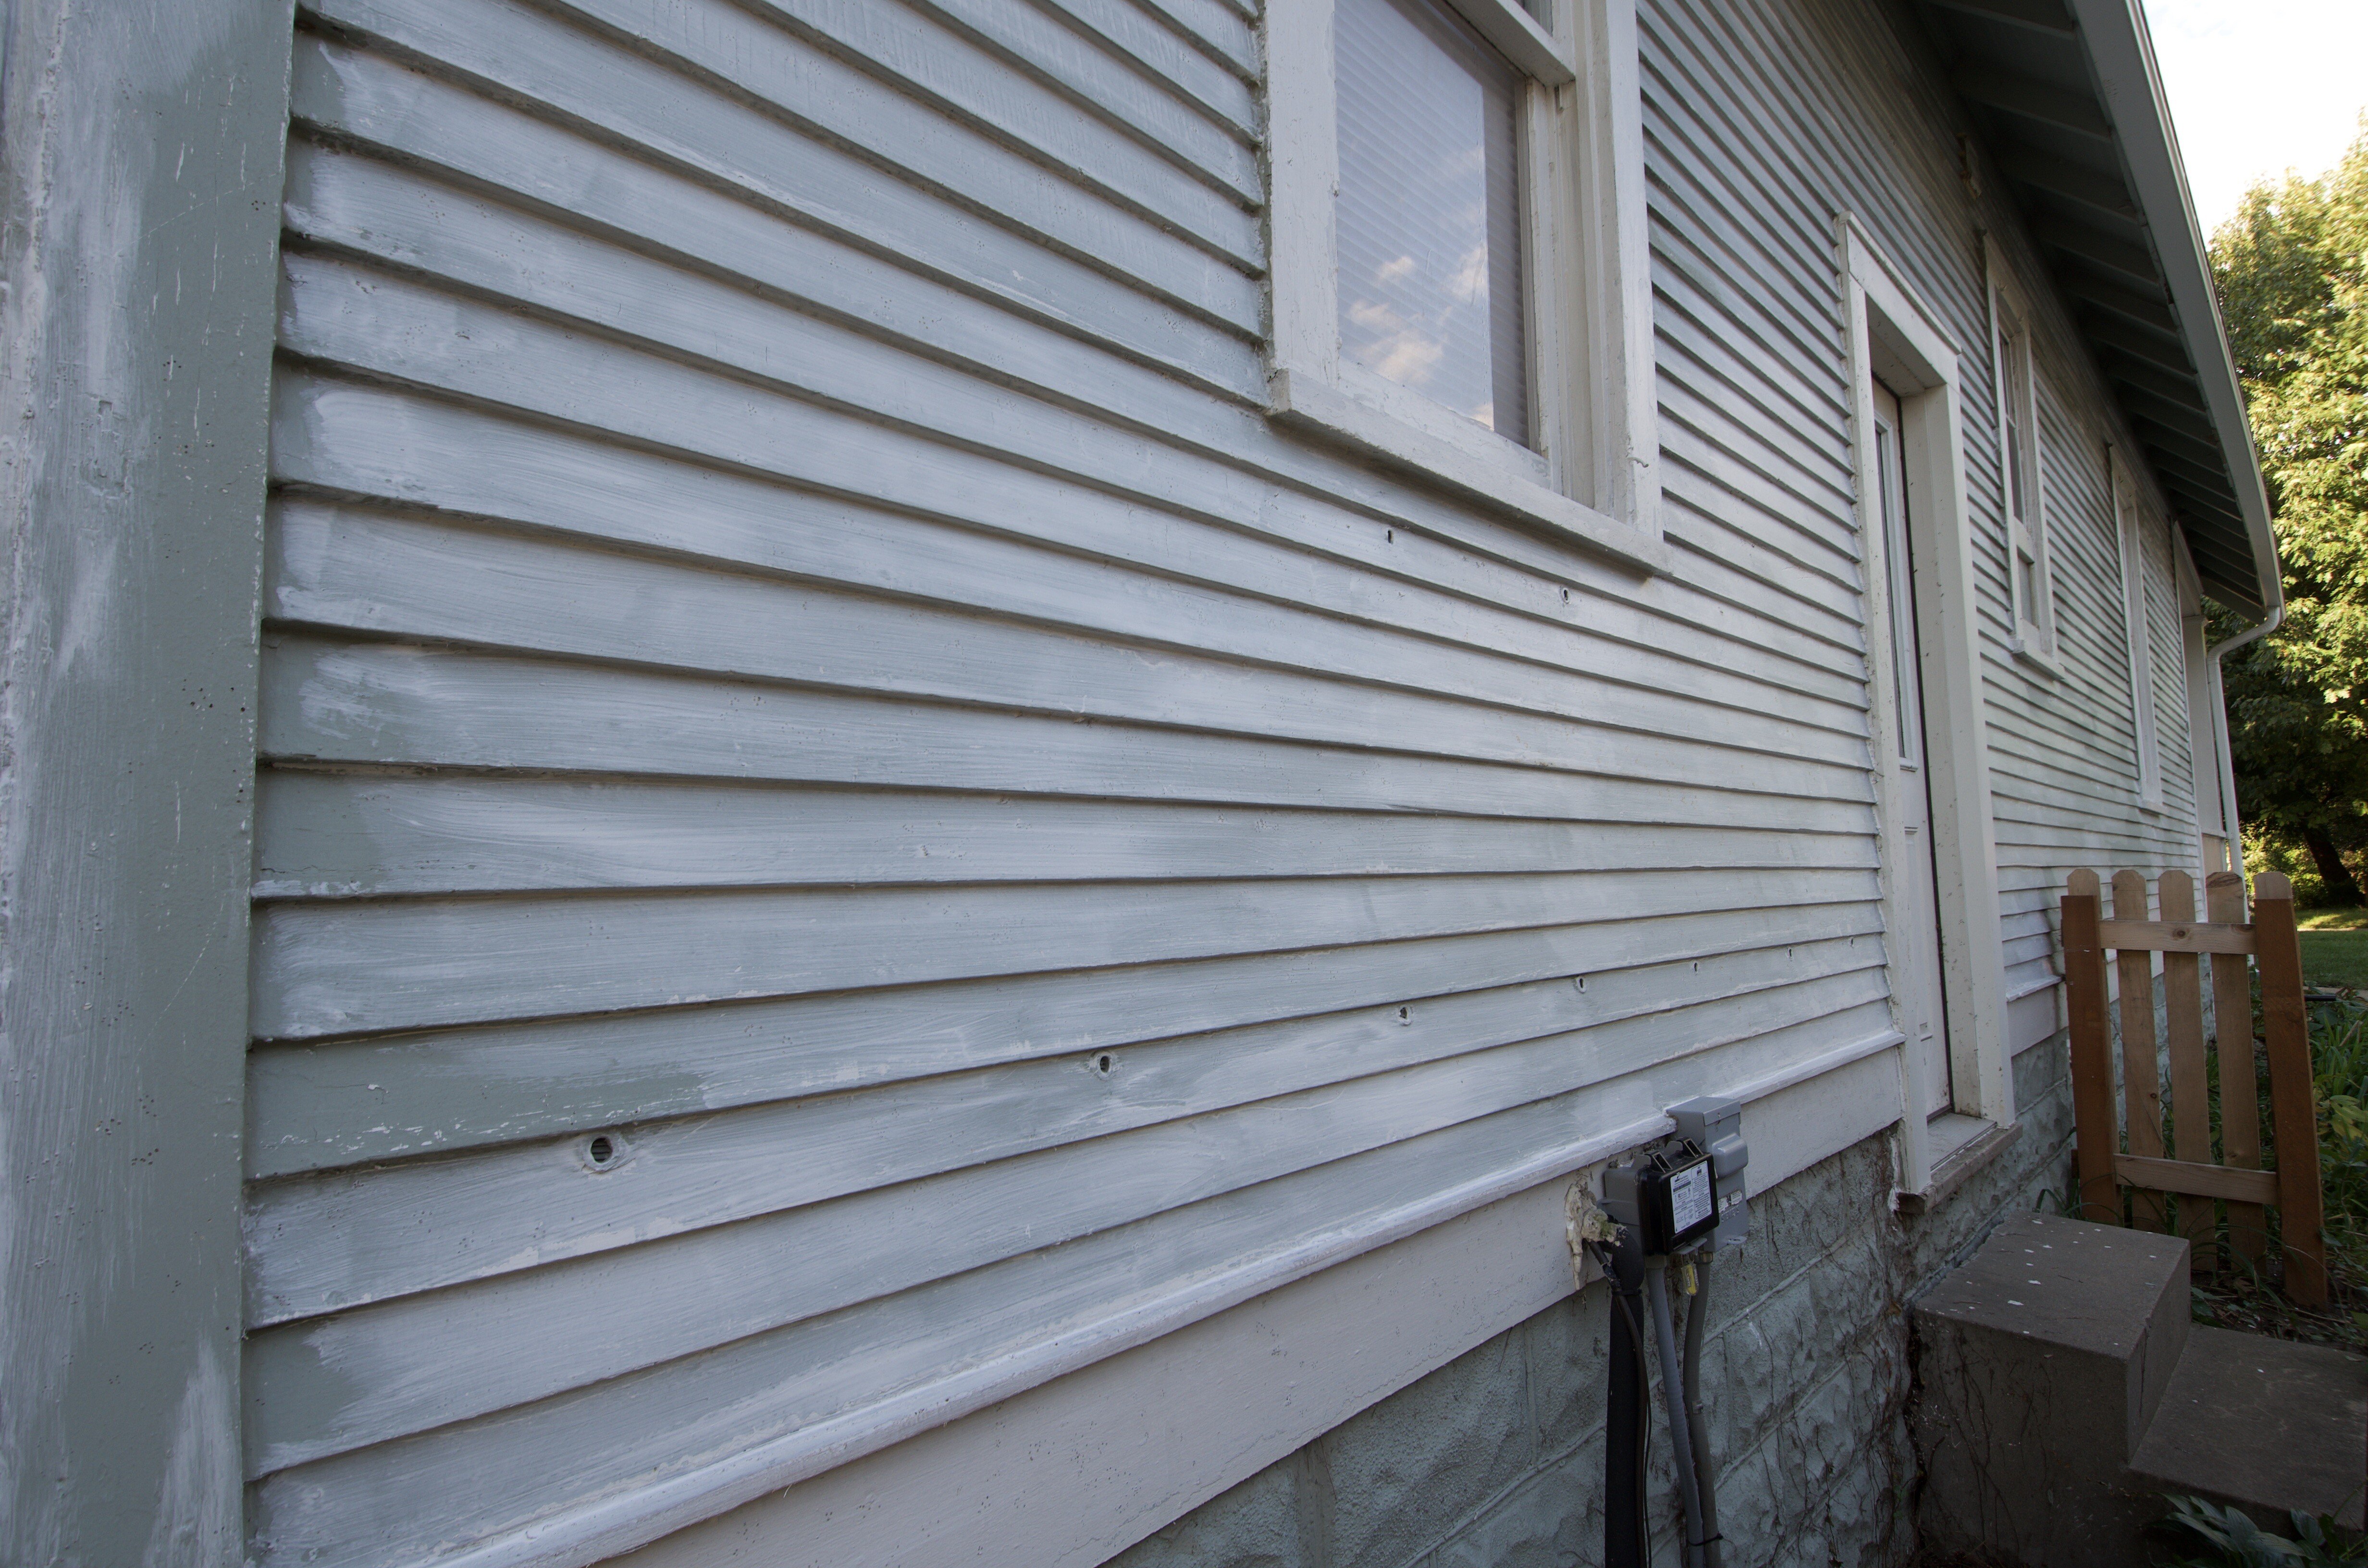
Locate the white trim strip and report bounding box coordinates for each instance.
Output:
[411,1110,1675,1568]
[1727,1027,1905,1118]
[412,1024,1913,1568]
[2005,973,2062,1004]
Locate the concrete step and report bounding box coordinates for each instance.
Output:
[1911,1213,2368,1565]
[1912,1214,2191,1568]
[2130,1324,2367,1531]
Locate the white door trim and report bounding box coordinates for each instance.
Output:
[1837,216,2016,1197]
[1869,381,1950,1118]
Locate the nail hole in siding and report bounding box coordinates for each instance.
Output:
[580,1132,628,1172]
[1396,1005,1411,1024]
[1574,976,1586,992]
[1386,529,1394,542]
[1096,1054,1113,1074]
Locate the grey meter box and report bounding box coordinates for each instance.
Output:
[1668,1095,1748,1251]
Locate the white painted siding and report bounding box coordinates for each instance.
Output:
[243,0,2201,1561]
[1633,0,2206,1055]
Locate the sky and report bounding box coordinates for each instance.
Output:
[2142,0,2368,236]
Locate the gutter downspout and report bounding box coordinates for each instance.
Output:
[2205,604,2283,880]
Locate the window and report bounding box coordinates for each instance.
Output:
[2173,531,2234,866]
[1263,0,1662,572]
[1334,0,1528,441]
[2114,448,2164,811]
[1986,240,2056,669]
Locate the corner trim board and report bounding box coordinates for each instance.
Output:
[0,2,293,1561]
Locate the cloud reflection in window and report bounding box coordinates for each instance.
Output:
[1334,0,1529,444]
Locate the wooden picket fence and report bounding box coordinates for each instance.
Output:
[2061,868,2326,1306]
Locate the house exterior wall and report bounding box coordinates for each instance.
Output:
[245,0,1925,1559]
[3,0,2231,1561]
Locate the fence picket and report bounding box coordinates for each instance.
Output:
[2158,871,2213,1270]
[2207,870,2266,1270]
[2063,869,2118,1224]
[2253,872,2328,1307]
[2112,870,2167,1233]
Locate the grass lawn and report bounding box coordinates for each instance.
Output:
[2300,907,2368,989]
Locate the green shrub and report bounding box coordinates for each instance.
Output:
[2317,995,2368,1282]
[2156,1494,2367,1567]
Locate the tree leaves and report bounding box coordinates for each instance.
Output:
[2210,118,2368,903]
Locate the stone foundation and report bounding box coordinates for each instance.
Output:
[1102,1042,2075,1568]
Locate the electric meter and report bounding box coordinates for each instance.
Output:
[1601,1097,1749,1256]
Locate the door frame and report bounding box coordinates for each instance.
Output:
[1867,378,1951,1118]
[1837,217,2015,1197]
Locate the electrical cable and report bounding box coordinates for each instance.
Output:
[1681,1257,1723,1568]
[1645,1261,1707,1568]
[1591,1237,1653,1568]
[1617,1282,1653,1568]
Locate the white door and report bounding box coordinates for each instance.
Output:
[1872,381,1953,1114]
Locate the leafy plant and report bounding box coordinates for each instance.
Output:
[2317,996,2368,1289]
[2155,1494,2368,1567]
[2210,122,2368,906]
[2185,990,2363,1346]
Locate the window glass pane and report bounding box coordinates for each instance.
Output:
[1876,415,1921,767]
[1335,0,1529,444]
[2001,331,2027,523]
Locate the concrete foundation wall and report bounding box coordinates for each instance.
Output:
[1103,1044,2074,1568]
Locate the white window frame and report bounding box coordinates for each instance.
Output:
[1839,215,2016,1194]
[1262,0,1663,574]
[2173,528,2230,863]
[1985,238,2060,674]
[2112,445,2165,813]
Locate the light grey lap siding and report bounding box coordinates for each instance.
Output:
[244,0,2192,1560]
[1638,0,2203,1039]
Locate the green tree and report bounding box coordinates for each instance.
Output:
[2210,120,2368,904]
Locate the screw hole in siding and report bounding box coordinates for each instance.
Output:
[1096,1054,1113,1074]
[580,1131,629,1172]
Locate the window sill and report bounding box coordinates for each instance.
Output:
[2008,634,2064,681]
[1267,368,1670,576]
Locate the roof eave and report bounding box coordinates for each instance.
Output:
[2064,0,2281,623]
